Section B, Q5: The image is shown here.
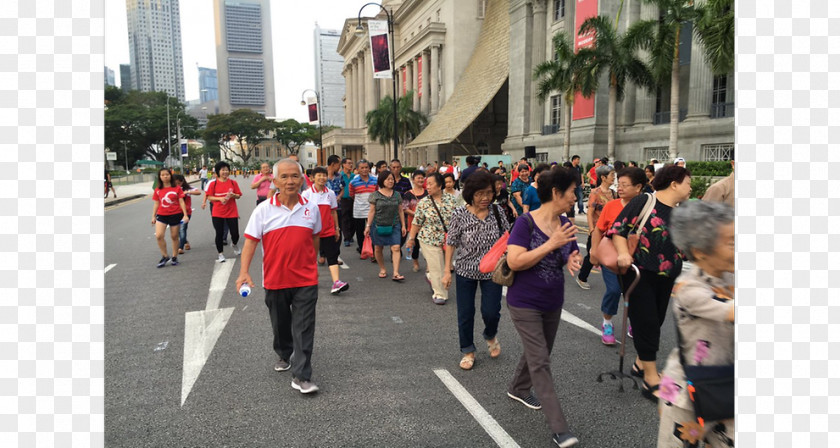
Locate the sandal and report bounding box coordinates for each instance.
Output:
[641,380,660,402]
[392,274,405,282]
[487,338,501,358]
[631,362,644,378]
[378,271,387,278]
[459,354,475,370]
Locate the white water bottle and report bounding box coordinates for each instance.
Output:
[404,246,412,260]
[239,284,251,297]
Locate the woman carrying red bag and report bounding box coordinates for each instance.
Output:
[442,171,510,370]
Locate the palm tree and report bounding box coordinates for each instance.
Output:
[576,15,654,161]
[694,0,734,75]
[533,32,585,162]
[365,92,428,161]
[634,0,703,159]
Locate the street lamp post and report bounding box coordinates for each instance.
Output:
[355,3,398,162]
[300,89,323,163]
[176,110,184,173]
[121,124,130,174]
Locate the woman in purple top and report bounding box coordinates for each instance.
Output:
[504,166,583,448]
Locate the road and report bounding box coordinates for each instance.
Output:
[105,180,677,447]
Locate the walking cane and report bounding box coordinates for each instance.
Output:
[597,264,641,392]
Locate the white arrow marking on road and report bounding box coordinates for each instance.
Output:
[181,259,238,406]
[181,307,234,406]
[105,264,116,273]
[434,369,521,448]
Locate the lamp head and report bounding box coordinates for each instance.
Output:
[300,100,306,106]
[354,23,365,36]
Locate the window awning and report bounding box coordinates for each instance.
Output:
[405,0,509,149]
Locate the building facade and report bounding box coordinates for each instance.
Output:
[212,0,276,117]
[198,67,219,103]
[119,64,132,93]
[105,66,115,86]
[125,0,186,102]
[314,24,346,128]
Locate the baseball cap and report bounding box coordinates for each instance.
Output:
[674,157,686,164]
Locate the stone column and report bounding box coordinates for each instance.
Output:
[508,0,531,138]
[634,2,658,126]
[621,0,641,126]
[421,49,431,115]
[406,60,413,102]
[528,0,548,135]
[411,56,420,111]
[358,52,367,128]
[348,62,357,129]
[344,66,353,129]
[365,48,377,117]
[430,45,440,115]
[686,0,712,121]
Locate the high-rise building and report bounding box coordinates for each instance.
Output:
[198,67,219,103]
[213,0,275,117]
[105,66,116,86]
[119,64,132,93]
[313,24,345,128]
[125,0,186,102]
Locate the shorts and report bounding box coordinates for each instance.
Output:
[155,213,184,226]
[320,234,340,265]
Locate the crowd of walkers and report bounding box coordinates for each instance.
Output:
[147,154,733,447]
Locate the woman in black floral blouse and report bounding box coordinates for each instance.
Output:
[609,165,692,401]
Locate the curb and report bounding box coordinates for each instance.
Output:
[105,194,147,207]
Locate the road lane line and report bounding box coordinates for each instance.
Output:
[181,307,234,406]
[205,260,236,311]
[105,264,116,273]
[433,369,521,448]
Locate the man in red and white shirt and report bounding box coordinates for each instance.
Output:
[302,166,349,295]
[236,159,323,394]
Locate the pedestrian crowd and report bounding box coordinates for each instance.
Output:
[145,152,734,447]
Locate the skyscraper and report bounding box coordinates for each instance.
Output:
[198,67,219,103]
[213,0,275,117]
[119,64,132,93]
[125,0,186,102]
[313,24,345,128]
[105,66,115,86]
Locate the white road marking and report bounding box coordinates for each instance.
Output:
[205,260,237,311]
[433,369,521,448]
[392,316,403,324]
[339,261,349,270]
[104,264,116,273]
[181,307,234,406]
[576,302,592,310]
[242,305,248,311]
[154,341,169,352]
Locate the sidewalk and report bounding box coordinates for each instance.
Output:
[105,174,201,206]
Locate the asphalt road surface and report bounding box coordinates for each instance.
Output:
[105,180,678,447]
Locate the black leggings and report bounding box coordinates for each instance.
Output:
[578,234,593,281]
[621,268,676,362]
[212,217,239,253]
[354,218,367,252]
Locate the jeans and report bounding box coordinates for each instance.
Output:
[178,218,189,250]
[455,274,503,354]
[574,185,584,213]
[600,267,621,316]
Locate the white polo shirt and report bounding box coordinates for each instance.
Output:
[244,193,322,290]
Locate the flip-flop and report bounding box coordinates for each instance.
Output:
[487,338,501,358]
[392,274,405,282]
[378,272,387,278]
[459,354,475,370]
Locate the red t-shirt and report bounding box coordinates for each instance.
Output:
[152,186,185,216]
[301,186,338,238]
[588,167,598,186]
[207,179,242,218]
[597,199,626,233]
[180,186,198,214]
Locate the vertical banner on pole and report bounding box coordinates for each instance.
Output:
[573,0,598,120]
[305,97,318,124]
[180,140,188,157]
[402,67,407,95]
[417,56,422,97]
[368,20,392,79]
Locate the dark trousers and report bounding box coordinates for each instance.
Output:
[340,197,355,241]
[264,286,318,381]
[320,235,340,265]
[455,274,503,354]
[574,185,584,213]
[508,304,570,434]
[209,203,229,242]
[212,217,239,253]
[256,196,267,206]
[578,234,594,282]
[621,268,676,361]
[354,218,367,252]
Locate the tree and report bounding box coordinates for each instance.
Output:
[577,15,654,160]
[273,118,318,157]
[365,92,428,161]
[694,0,734,75]
[533,32,585,162]
[202,109,274,166]
[634,0,704,159]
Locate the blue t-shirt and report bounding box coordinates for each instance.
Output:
[522,185,541,212]
[506,213,579,311]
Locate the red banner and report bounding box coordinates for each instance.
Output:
[402,66,407,95]
[308,103,318,123]
[573,0,598,120]
[417,56,422,97]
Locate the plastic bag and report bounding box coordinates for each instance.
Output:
[479,231,509,274]
[361,235,374,259]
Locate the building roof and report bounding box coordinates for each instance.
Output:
[406,0,509,148]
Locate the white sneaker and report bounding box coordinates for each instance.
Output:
[575,278,591,290]
[232,244,241,256]
[218,253,226,263]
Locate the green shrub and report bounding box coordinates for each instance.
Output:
[690,176,714,199]
[685,161,732,177]
[401,167,417,175]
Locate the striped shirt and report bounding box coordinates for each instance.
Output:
[349,175,378,219]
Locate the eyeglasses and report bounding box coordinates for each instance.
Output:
[474,191,495,199]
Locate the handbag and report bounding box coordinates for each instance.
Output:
[480,205,509,274]
[491,213,534,286]
[593,193,655,274]
[429,196,449,249]
[676,322,735,423]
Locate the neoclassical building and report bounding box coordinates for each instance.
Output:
[329,0,734,165]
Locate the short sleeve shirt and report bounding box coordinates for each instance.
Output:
[446,205,509,280]
[412,193,458,247]
[349,175,378,219]
[180,186,199,214]
[509,178,529,215]
[153,186,185,216]
[301,186,338,237]
[522,185,541,211]
[402,189,428,231]
[327,172,345,200]
[608,194,684,277]
[369,190,402,227]
[506,214,579,311]
[253,173,274,198]
[596,199,625,233]
[244,194,322,290]
[207,179,242,218]
[588,187,617,224]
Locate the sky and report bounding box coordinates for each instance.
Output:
[105,0,378,122]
